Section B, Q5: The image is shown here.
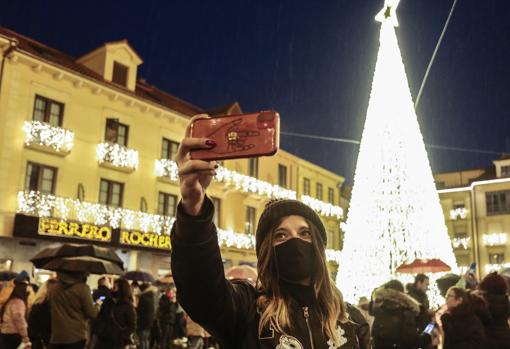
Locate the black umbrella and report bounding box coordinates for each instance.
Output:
[0,271,18,282]
[42,256,124,275]
[31,243,123,268]
[121,270,155,283]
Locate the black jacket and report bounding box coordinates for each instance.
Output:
[137,286,158,331]
[405,284,429,310]
[441,301,486,349]
[171,197,364,349]
[370,287,431,349]
[92,286,111,302]
[93,297,136,349]
[158,294,178,327]
[477,293,510,349]
[28,300,51,344]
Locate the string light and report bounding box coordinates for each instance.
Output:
[485,263,510,274]
[336,2,457,305]
[17,190,343,263]
[22,121,74,152]
[96,143,139,170]
[482,233,507,246]
[452,237,470,249]
[154,159,343,219]
[449,208,468,220]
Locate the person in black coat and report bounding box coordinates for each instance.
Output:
[28,279,56,349]
[158,288,178,349]
[136,283,158,349]
[92,277,111,303]
[170,115,364,349]
[440,286,486,349]
[93,279,136,349]
[370,280,435,349]
[476,272,510,349]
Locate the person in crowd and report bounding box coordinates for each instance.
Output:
[28,279,57,349]
[406,274,430,310]
[0,280,30,349]
[357,296,374,329]
[476,272,510,349]
[136,283,158,349]
[440,286,486,349]
[48,271,98,349]
[92,277,111,303]
[158,288,178,349]
[92,279,136,349]
[185,313,206,349]
[370,279,437,349]
[170,115,366,348]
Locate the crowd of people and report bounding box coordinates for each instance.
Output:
[0,272,213,349]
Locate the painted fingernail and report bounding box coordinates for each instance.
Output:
[205,140,216,147]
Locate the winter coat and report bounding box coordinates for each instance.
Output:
[28,300,51,344]
[171,197,362,349]
[370,287,431,349]
[137,286,158,331]
[92,285,111,303]
[49,273,98,344]
[477,293,510,349]
[441,301,486,349]
[405,284,429,310]
[0,298,28,338]
[93,297,136,349]
[158,294,178,327]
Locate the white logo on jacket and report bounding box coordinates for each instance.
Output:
[275,335,304,349]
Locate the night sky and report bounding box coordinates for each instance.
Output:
[2,0,509,184]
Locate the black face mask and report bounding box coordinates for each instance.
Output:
[274,238,316,283]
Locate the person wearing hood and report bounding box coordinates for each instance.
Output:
[440,287,486,349]
[48,271,98,349]
[370,280,437,349]
[476,272,510,349]
[170,115,369,349]
[136,282,158,349]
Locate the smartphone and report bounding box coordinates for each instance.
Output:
[98,296,106,302]
[468,262,476,275]
[423,322,436,335]
[189,111,280,161]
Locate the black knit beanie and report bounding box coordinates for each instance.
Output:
[255,199,327,255]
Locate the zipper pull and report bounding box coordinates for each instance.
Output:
[303,306,309,319]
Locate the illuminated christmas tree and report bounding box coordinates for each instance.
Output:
[336,0,457,303]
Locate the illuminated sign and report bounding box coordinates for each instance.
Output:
[38,218,112,242]
[120,230,171,250]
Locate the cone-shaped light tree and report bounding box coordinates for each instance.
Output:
[336,0,457,303]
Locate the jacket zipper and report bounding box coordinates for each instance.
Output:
[303,307,316,349]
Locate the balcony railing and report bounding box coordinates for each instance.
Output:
[449,208,468,220]
[96,143,139,171]
[17,190,342,263]
[22,121,74,153]
[452,237,471,249]
[482,233,508,246]
[155,159,179,181]
[485,262,510,274]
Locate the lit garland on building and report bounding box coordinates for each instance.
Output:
[336,0,457,304]
[452,237,470,249]
[22,121,74,152]
[17,190,342,263]
[482,233,508,246]
[449,208,468,220]
[485,262,510,274]
[154,159,343,219]
[96,143,139,169]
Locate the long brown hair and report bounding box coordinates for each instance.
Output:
[1,283,28,321]
[255,217,347,345]
[114,278,133,303]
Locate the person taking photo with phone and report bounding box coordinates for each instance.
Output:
[170,114,369,349]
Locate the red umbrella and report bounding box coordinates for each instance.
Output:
[225,265,257,282]
[396,258,451,274]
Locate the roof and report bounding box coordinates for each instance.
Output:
[206,102,243,117]
[79,39,143,65]
[0,27,203,117]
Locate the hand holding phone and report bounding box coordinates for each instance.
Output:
[423,322,436,335]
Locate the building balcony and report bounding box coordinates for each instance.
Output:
[449,208,468,220]
[482,233,508,247]
[96,143,139,172]
[301,195,343,219]
[485,262,510,274]
[452,236,471,249]
[154,159,179,181]
[22,121,74,155]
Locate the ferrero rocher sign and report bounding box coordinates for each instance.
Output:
[38,218,112,242]
[120,230,171,250]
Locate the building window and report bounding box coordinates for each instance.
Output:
[32,95,64,127]
[99,179,124,207]
[161,138,180,160]
[303,178,311,196]
[328,187,335,204]
[454,202,465,210]
[157,192,177,217]
[211,197,221,227]
[25,162,57,194]
[104,119,129,146]
[316,183,323,200]
[112,61,129,86]
[488,253,505,264]
[245,206,256,235]
[486,191,510,215]
[502,165,510,178]
[248,158,259,178]
[278,165,288,188]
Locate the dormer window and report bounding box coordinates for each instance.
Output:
[112,61,128,86]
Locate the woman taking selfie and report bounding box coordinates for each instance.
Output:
[171,115,368,349]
